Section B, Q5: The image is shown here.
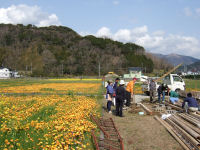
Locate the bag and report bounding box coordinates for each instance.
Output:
[112,97,116,106]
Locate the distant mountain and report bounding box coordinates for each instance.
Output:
[153,53,200,66]
[188,61,200,72]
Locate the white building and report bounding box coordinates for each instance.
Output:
[123,67,142,80]
[0,67,11,79]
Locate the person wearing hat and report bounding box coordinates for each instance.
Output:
[149,79,156,103]
[126,77,137,106]
[116,80,126,117]
[106,80,114,114]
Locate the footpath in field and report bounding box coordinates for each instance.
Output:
[102,95,183,150]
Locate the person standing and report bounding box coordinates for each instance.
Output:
[106,80,114,114]
[116,80,126,117]
[113,78,120,93]
[113,78,120,106]
[126,77,137,107]
[149,79,156,103]
[157,83,168,103]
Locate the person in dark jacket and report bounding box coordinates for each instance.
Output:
[113,78,120,93]
[116,80,126,117]
[182,93,199,111]
[157,83,168,103]
[113,78,120,106]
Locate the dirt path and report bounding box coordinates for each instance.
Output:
[102,95,183,150]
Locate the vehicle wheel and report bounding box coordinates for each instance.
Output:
[145,91,150,96]
[175,89,180,94]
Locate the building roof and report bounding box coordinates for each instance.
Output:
[128,67,142,72]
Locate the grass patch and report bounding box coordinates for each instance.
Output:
[40,88,55,92]
[25,105,57,123]
[185,79,200,91]
[0,78,101,88]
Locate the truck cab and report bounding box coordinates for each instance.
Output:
[163,74,185,92]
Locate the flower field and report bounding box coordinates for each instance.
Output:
[0,83,101,94]
[0,80,101,150]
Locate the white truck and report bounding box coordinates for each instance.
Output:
[142,74,185,95]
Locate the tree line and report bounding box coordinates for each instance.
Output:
[0,24,155,76]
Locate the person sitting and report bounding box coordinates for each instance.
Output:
[169,90,179,104]
[182,93,199,112]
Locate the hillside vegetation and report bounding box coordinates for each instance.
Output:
[0,24,153,76]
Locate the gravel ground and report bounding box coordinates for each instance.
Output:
[134,94,150,103]
[102,94,183,150]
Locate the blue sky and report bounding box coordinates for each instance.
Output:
[0,0,200,58]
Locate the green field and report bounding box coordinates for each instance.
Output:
[0,78,101,88]
[185,79,200,91]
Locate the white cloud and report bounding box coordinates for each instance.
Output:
[96,27,112,38]
[114,29,131,41]
[87,26,200,58]
[113,1,119,5]
[195,8,200,16]
[132,25,148,34]
[184,7,193,16]
[0,4,60,27]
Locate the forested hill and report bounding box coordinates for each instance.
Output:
[0,24,153,76]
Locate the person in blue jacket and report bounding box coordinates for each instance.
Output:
[106,80,114,114]
[182,92,199,112]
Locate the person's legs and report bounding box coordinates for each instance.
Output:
[162,91,165,102]
[153,91,156,102]
[126,91,131,107]
[107,101,112,113]
[150,91,153,102]
[170,97,175,104]
[170,97,179,104]
[174,98,179,103]
[119,101,123,117]
[158,92,161,103]
[116,100,119,116]
[189,107,198,112]
[107,101,110,111]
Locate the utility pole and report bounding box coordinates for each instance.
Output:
[98,61,101,78]
[31,62,32,74]
[61,64,64,76]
